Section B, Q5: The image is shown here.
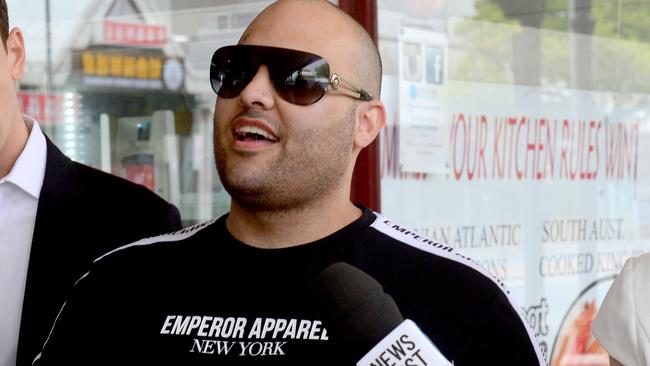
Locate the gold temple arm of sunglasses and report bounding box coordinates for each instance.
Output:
[330,74,373,101]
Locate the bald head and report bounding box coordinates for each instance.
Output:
[240,0,382,98]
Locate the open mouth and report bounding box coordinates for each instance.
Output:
[233,124,278,145]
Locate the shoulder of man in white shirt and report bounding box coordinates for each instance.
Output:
[592,253,650,366]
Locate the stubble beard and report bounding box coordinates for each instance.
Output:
[214,107,355,214]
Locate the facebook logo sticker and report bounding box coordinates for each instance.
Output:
[425,46,444,85]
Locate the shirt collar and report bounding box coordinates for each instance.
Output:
[1,115,47,199]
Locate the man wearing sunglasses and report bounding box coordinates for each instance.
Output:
[35,1,544,365]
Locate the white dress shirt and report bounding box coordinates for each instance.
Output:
[0,116,46,366]
[592,253,650,366]
[591,253,650,366]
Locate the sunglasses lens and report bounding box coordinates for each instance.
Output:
[210,46,254,98]
[210,46,331,105]
[272,57,330,105]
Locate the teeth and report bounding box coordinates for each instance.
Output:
[236,125,277,141]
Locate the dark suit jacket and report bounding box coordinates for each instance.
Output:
[16,139,182,365]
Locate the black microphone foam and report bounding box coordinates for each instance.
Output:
[310,262,404,361]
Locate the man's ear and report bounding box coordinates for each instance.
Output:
[7,28,25,80]
[353,100,386,149]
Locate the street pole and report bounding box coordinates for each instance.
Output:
[45,0,53,90]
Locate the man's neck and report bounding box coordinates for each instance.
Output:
[0,113,29,178]
[225,192,363,249]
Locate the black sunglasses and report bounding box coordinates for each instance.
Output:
[210,45,373,106]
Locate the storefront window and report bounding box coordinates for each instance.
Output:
[9,0,278,226]
[378,0,649,363]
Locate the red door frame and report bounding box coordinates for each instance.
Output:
[339,0,380,212]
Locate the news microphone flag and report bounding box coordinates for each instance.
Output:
[357,319,452,366]
[311,262,453,365]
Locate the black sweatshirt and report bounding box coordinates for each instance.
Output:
[35,208,544,365]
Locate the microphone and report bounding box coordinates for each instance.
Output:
[311,262,453,366]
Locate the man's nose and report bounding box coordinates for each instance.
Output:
[238,64,275,110]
